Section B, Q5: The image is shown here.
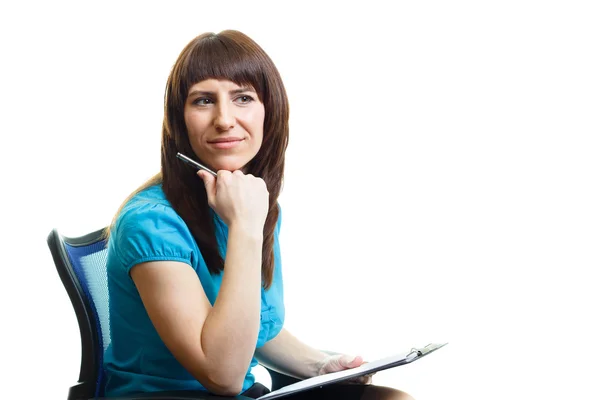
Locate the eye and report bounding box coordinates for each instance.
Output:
[193,97,213,106]
[235,95,254,104]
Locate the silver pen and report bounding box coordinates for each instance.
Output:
[176,152,218,177]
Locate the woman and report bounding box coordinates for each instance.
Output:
[103,30,413,400]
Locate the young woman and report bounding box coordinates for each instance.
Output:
[103,30,413,400]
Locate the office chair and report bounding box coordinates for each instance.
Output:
[47,227,299,400]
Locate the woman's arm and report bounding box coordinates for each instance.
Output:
[253,328,329,379]
[131,170,268,395]
[131,225,263,396]
[254,328,372,384]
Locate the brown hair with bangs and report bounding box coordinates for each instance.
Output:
[108,30,289,289]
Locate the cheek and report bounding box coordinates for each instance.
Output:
[185,114,207,137]
[251,108,266,133]
[183,112,193,133]
[252,120,264,146]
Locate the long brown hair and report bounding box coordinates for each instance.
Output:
[108,30,289,289]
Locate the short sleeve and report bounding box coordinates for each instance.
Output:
[114,202,197,274]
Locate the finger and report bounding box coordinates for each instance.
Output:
[342,355,364,369]
[197,170,216,204]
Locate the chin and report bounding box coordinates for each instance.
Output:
[212,159,250,172]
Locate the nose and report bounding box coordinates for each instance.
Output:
[214,102,235,131]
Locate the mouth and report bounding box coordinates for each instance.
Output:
[208,138,244,149]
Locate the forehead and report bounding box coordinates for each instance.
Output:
[188,79,256,94]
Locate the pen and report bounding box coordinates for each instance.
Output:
[176,152,218,177]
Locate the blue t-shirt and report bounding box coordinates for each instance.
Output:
[103,185,285,396]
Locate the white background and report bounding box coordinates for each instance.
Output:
[1,1,599,399]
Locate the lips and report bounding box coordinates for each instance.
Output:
[208,138,244,150]
[208,138,243,143]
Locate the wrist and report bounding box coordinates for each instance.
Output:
[228,222,264,242]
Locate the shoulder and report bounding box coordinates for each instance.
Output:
[111,185,197,270]
[116,185,183,231]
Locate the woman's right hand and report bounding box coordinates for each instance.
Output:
[197,170,269,235]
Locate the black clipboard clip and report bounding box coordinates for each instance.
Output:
[406,343,448,360]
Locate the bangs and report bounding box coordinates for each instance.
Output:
[178,34,266,101]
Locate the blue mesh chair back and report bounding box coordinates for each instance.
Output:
[48,228,110,400]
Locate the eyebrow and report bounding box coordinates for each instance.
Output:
[187,87,256,98]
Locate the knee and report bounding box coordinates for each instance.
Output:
[394,390,415,400]
[388,389,415,400]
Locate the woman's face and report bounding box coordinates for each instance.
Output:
[184,79,265,172]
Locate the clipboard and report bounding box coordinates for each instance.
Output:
[257,343,447,400]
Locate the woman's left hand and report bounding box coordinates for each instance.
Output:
[316,354,374,384]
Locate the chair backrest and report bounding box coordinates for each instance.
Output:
[48,228,110,400]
